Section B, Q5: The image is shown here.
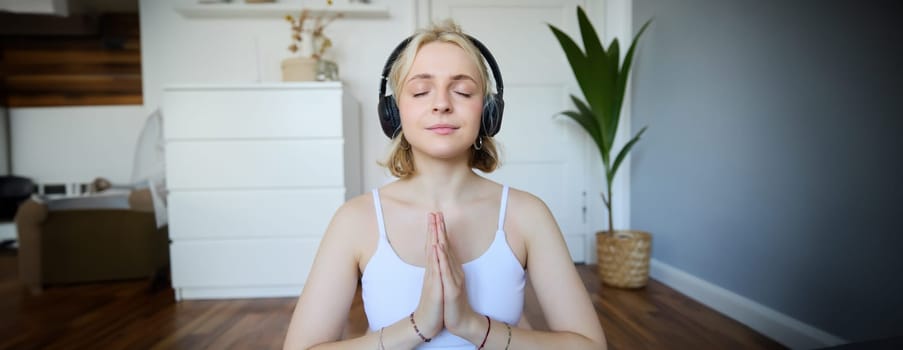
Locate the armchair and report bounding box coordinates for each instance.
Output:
[13,109,169,292]
[15,189,168,292]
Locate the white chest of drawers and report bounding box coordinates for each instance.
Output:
[163,82,360,300]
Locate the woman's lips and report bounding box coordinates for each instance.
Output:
[427,124,458,135]
[429,127,456,135]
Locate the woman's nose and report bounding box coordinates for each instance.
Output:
[432,92,452,113]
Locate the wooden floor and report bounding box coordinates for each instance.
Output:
[0,249,784,349]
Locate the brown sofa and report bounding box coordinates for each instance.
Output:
[15,189,169,293]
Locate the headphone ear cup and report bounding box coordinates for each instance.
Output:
[481,94,505,136]
[378,96,401,138]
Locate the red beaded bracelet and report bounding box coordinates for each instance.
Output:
[409,312,431,342]
[478,315,491,349]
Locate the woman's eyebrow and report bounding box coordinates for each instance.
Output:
[450,74,477,83]
[407,73,433,83]
[406,73,477,84]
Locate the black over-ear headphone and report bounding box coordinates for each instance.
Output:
[377,34,505,139]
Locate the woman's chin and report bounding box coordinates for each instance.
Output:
[416,146,472,161]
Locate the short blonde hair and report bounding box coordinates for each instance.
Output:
[381,20,501,178]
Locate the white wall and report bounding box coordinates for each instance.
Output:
[10,106,147,185]
[7,0,413,192]
[9,1,607,199]
[140,0,415,193]
[5,0,145,186]
[0,0,68,15]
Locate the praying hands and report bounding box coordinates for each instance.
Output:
[410,212,490,345]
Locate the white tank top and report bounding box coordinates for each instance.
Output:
[362,185,525,349]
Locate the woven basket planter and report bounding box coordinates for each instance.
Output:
[596,230,652,289]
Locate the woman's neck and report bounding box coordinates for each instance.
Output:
[400,151,482,210]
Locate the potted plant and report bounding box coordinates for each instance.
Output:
[282,10,341,81]
[549,7,652,288]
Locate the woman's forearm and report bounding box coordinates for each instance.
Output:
[302,317,426,350]
[457,317,606,350]
[503,328,606,350]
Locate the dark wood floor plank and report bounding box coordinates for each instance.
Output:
[0,251,785,349]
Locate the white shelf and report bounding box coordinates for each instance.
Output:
[175,2,389,19]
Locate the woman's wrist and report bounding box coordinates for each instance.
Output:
[451,312,492,345]
[379,315,434,350]
[409,312,433,342]
[414,309,445,339]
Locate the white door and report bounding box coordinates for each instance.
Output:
[424,0,592,262]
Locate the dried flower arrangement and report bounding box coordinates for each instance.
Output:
[284,9,342,60]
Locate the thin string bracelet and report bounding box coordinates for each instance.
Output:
[409,312,431,342]
[504,323,512,350]
[478,315,491,349]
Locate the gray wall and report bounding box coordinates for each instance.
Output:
[631,0,902,343]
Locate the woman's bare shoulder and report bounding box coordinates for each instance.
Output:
[506,187,559,239]
[507,187,553,217]
[339,192,373,214]
[320,192,378,245]
[319,192,379,267]
[331,192,376,228]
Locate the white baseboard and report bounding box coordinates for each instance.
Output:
[650,259,846,350]
[174,285,302,301]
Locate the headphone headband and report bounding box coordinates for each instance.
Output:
[377,33,505,139]
[378,36,413,102]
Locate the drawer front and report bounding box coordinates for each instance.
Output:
[170,238,321,288]
[164,88,343,139]
[166,139,345,189]
[168,189,345,239]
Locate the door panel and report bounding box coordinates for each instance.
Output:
[429,0,588,262]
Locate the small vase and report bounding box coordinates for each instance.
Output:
[281,57,317,81]
[315,59,339,81]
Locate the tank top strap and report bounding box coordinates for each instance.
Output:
[498,185,510,231]
[371,189,388,240]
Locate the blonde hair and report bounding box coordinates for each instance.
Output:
[381,20,501,178]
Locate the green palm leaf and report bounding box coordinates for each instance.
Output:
[559,110,606,161]
[549,5,653,233]
[577,6,605,64]
[614,19,652,135]
[605,38,621,146]
[548,24,599,113]
[570,95,610,156]
[574,7,612,121]
[611,126,648,182]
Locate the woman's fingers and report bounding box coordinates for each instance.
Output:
[429,212,479,335]
[436,212,449,247]
[433,244,443,281]
[434,212,463,282]
[436,241,454,288]
[426,213,433,254]
[414,213,449,338]
[426,213,440,281]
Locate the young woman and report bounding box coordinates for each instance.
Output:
[284,20,606,350]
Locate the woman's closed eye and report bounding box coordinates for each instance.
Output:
[452,81,476,98]
[411,90,471,98]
